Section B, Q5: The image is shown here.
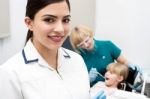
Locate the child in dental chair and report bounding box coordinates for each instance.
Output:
[90,62,129,97]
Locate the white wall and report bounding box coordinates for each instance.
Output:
[0,0,95,64]
[0,0,27,64]
[95,0,150,69]
[0,0,10,38]
[70,0,95,29]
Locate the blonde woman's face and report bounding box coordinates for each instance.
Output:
[77,35,94,50]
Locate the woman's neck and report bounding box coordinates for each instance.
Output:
[41,49,58,69]
[33,41,58,70]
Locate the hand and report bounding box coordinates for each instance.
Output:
[92,90,106,99]
[89,68,98,83]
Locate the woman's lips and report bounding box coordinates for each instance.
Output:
[48,36,64,42]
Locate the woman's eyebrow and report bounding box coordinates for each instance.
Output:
[42,14,56,18]
[64,15,71,18]
[42,14,71,18]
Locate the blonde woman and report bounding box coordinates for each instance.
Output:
[69,25,129,87]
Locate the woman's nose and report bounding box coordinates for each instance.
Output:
[54,21,64,33]
[84,42,89,47]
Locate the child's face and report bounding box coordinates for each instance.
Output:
[104,70,123,88]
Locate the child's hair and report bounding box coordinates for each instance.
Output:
[69,25,94,53]
[107,62,129,89]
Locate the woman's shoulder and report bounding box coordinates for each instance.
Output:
[95,39,113,45]
[0,52,24,70]
[94,39,115,48]
[61,47,82,58]
[60,47,86,65]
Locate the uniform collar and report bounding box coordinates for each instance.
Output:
[22,39,71,66]
[22,39,39,64]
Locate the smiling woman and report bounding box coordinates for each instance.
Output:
[0,0,10,38]
[0,0,91,99]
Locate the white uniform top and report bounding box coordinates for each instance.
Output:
[0,40,90,99]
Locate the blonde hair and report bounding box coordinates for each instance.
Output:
[69,25,94,53]
[107,63,129,82]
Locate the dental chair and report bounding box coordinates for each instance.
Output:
[124,66,150,98]
[108,66,149,99]
[125,66,140,92]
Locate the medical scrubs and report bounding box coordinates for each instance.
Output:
[79,39,121,86]
[0,39,90,99]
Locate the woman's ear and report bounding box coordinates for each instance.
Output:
[24,17,33,31]
[117,75,123,83]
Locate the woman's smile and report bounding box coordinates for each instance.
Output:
[48,35,64,42]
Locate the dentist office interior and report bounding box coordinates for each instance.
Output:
[0,0,150,98]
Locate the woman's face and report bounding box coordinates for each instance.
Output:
[25,1,70,51]
[77,35,94,50]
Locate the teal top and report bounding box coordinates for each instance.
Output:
[78,39,121,86]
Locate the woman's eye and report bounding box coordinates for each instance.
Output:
[63,18,70,23]
[44,18,55,23]
[80,44,84,47]
[109,71,112,74]
[85,39,89,43]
